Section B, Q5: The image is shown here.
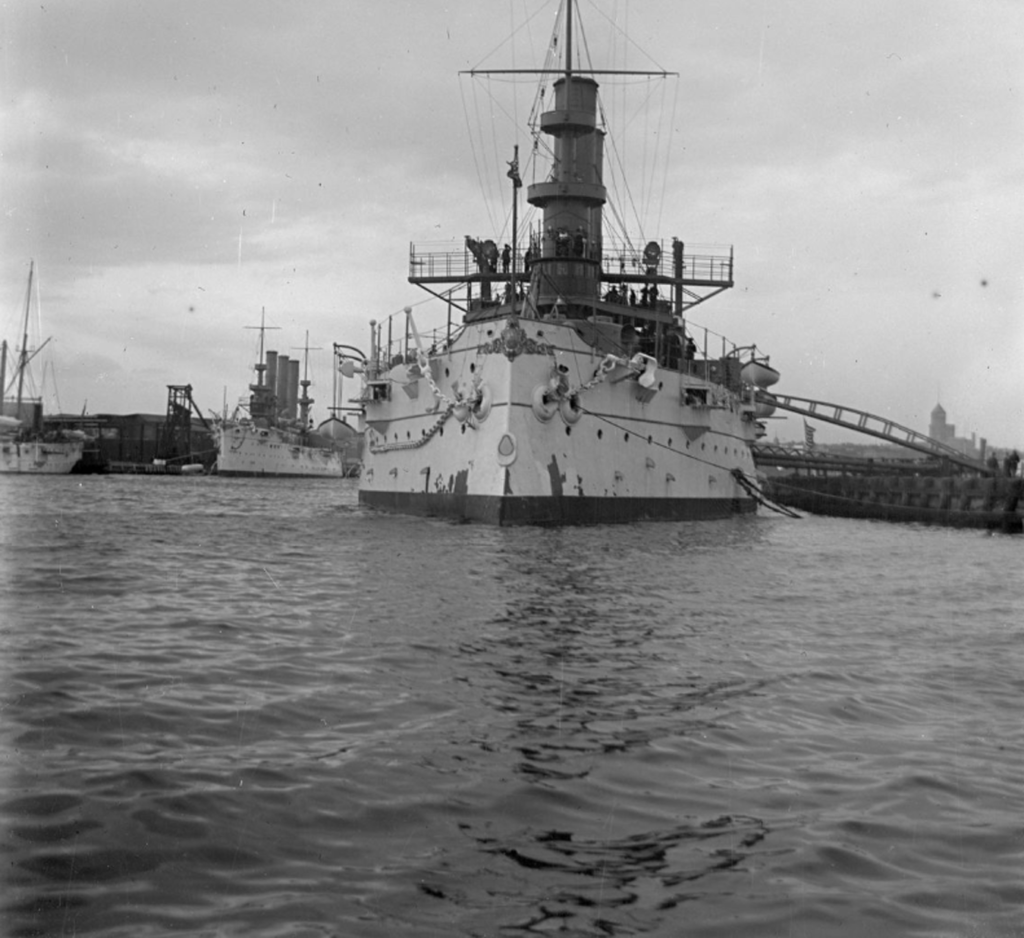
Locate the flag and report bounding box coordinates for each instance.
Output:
[507,158,522,188]
[803,419,816,452]
[507,146,522,188]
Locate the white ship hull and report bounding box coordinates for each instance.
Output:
[360,319,759,524]
[215,424,347,478]
[0,439,83,474]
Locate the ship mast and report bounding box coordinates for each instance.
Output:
[298,331,315,427]
[408,3,695,317]
[565,0,573,82]
[508,145,522,311]
[525,0,608,314]
[15,260,34,415]
[244,308,280,424]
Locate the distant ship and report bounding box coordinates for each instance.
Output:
[1,261,85,475]
[339,0,778,524]
[215,319,361,478]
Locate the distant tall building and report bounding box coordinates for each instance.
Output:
[929,403,951,443]
[929,403,984,459]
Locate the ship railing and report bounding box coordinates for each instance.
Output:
[409,241,525,282]
[599,240,733,285]
[368,309,466,377]
[408,239,734,286]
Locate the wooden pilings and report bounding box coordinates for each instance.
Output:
[766,474,1024,533]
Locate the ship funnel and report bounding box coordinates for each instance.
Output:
[287,358,300,420]
[276,355,290,416]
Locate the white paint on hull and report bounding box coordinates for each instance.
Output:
[215,425,346,478]
[359,319,758,513]
[0,440,83,474]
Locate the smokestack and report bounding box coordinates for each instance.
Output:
[266,350,278,393]
[288,359,300,420]
[276,355,290,417]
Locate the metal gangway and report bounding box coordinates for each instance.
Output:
[757,392,990,474]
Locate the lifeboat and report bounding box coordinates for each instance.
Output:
[741,357,781,389]
[316,415,357,442]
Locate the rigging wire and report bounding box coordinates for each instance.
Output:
[486,77,505,228]
[459,79,496,237]
[459,1,683,269]
[656,77,681,237]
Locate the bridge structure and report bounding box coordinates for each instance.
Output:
[750,442,946,476]
[756,392,991,475]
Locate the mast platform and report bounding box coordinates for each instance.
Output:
[408,240,733,289]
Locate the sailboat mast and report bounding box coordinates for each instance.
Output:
[15,260,34,414]
[332,343,340,416]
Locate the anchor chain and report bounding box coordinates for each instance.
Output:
[367,403,456,454]
[732,468,801,518]
[413,347,485,421]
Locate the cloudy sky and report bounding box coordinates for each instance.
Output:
[3,0,1022,447]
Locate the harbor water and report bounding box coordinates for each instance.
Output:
[1,476,1022,938]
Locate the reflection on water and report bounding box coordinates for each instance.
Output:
[1,476,1023,936]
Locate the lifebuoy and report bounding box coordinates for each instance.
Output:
[531,385,557,422]
[559,394,582,425]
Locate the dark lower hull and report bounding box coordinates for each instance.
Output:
[216,469,337,479]
[359,490,756,525]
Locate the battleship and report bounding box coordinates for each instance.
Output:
[215,320,360,478]
[341,0,779,524]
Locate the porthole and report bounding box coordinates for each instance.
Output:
[461,424,467,434]
[445,367,450,378]
[597,429,603,440]
[624,432,630,442]
[470,363,476,373]
[565,426,572,436]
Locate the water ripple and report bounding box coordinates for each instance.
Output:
[2,478,1023,936]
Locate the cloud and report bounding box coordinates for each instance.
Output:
[2,0,1022,446]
